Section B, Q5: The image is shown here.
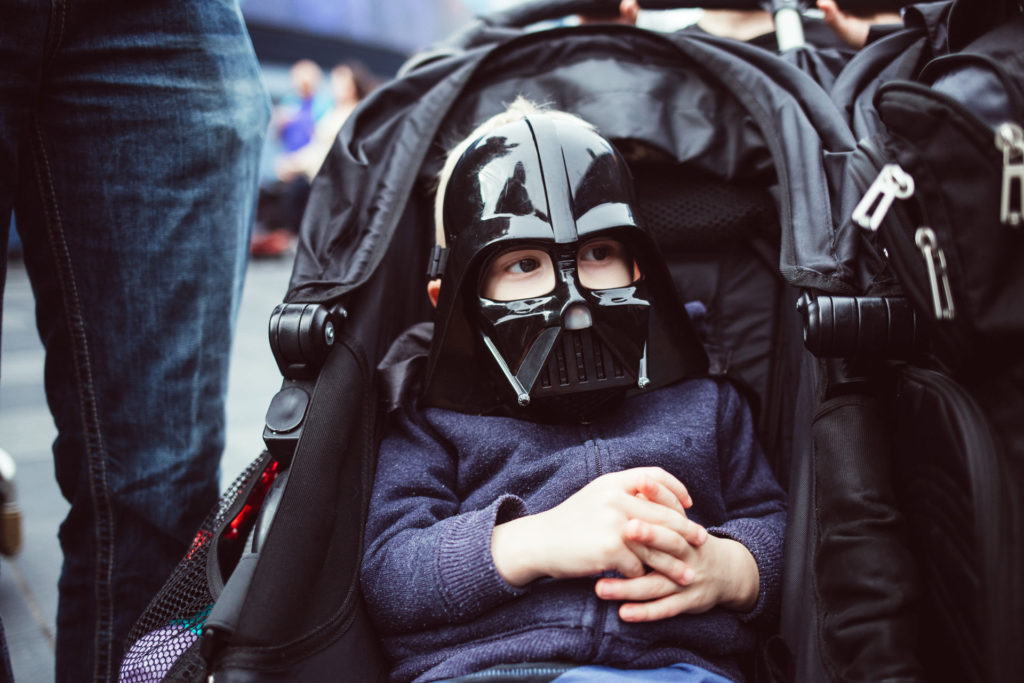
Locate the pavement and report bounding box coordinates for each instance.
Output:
[0,253,296,682]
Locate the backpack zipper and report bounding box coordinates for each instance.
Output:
[850,140,959,324]
[913,227,956,321]
[852,163,916,232]
[996,121,1024,227]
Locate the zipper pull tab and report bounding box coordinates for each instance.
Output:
[996,122,1024,228]
[914,227,956,321]
[852,163,915,231]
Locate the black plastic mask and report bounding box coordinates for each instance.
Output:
[423,114,707,420]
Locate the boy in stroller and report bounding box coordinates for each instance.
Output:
[360,100,786,683]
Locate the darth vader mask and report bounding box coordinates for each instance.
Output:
[422,113,707,421]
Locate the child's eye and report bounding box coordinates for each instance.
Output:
[579,239,625,265]
[577,238,634,289]
[508,257,540,274]
[482,248,554,300]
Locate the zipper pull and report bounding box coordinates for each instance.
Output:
[914,227,956,321]
[852,163,915,231]
[996,122,1024,228]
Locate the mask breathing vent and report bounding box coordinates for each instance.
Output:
[534,329,629,396]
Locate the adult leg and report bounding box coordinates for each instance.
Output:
[0,3,48,679]
[13,1,269,679]
[0,0,47,361]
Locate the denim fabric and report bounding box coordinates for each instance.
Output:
[439,662,734,682]
[0,1,269,680]
[553,663,734,682]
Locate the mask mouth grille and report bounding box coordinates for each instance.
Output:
[536,329,631,395]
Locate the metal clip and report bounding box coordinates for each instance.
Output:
[852,163,915,231]
[427,244,448,279]
[914,227,955,321]
[637,343,650,389]
[996,122,1024,227]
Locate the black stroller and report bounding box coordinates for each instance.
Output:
[120,1,1024,681]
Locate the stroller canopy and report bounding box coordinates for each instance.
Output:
[287,24,861,311]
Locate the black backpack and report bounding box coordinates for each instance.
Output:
[801,3,1024,681]
[847,9,1024,373]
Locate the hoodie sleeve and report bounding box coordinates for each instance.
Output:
[360,405,528,634]
[705,381,787,625]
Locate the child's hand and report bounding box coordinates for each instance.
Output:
[593,534,759,622]
[491,467,707,587]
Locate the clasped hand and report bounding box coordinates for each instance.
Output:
[491,467,758,623]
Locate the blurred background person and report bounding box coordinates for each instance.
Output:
[252,61,377,257]
[817,0,904,48]
[274,59,331,160]
[685,1,904,50]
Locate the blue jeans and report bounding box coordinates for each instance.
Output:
[0,1,269,680]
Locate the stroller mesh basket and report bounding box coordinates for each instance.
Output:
[120,453,276,682]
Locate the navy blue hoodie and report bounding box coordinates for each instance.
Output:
[361,377,785,683]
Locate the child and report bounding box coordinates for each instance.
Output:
[360,100,786,683]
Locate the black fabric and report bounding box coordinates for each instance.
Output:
[830,9,1024,374]
[207,340,385,679]
[818,2,956,297]
[946,0,1023,50]
[628,164,796,475]
[891,365,1024,683]
[868,18,1024,374]
[677,19,857,92]
[678,17,852,53]
[829,1,954,140]
[811,394,923,683]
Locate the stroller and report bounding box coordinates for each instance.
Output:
[120,1,1024,681]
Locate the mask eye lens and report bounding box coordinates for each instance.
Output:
[577,238,635,290]
[482,248,555,301]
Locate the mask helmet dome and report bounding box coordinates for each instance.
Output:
[423,112,707,418]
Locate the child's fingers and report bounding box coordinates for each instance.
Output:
[617,553,647,579]
[617,592,696,622]
[600,538,647,579]
[634,476,688,516]
[636,467,693,509]
[598,575,719,621]
[624,538,694,587]
[614,467,691,509]
[623,519,690,563]
[621,497,708,548]
[634,478,683,514]
[595,572,677,602]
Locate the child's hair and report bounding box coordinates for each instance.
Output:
[433,97,595,248]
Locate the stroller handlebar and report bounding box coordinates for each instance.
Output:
[481,0,912,28]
